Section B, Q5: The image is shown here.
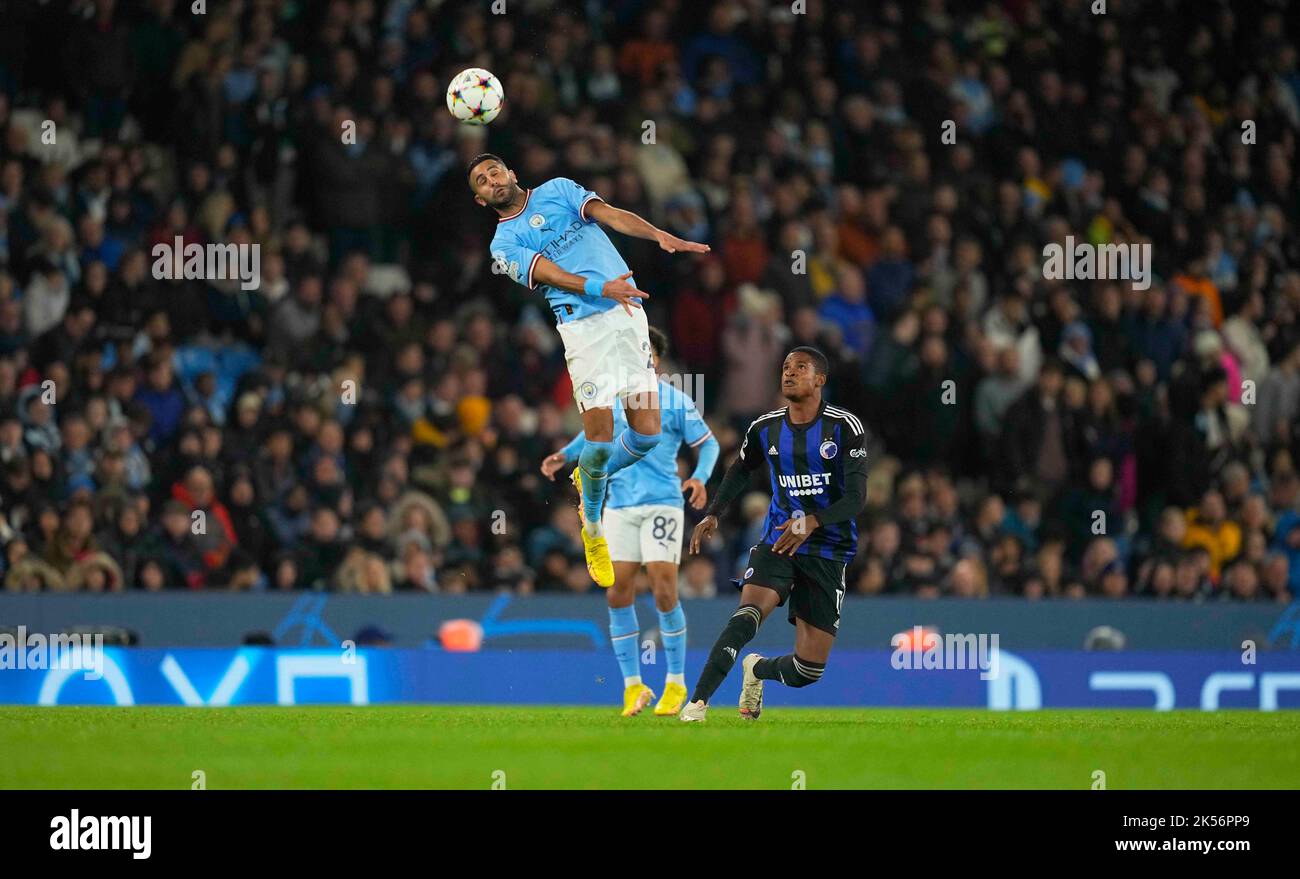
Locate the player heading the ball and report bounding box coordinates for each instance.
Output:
[467,153,710,588]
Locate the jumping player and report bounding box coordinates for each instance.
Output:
[469,153,709,588]
[541,327,720,717]
[680,347,868,722]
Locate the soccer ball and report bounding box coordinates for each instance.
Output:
[446,68,504,125]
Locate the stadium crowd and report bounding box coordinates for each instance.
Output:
[0,0,1297,602]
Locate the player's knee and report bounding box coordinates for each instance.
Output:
[624,427,661,455]
[607,580,635,606]
[728,604,762,639]
[650,581,677,611]
[626,404,661,436]
[788,654,826,688]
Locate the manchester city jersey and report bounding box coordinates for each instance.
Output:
[489,177,630,324]
[738,401,868,563]
[606,380,714,509]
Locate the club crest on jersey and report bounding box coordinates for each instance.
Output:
[579,381,597,400]
[528,213,546,228]
[820,440,838,459]
[744,567,754,580]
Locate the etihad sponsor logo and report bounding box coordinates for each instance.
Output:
[541,220,586,260]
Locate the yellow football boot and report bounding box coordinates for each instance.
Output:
[653,681,689,716]
[571,467,614,587]
[580,525,615,588]
[621,683,655,717]
[569,466,586,524]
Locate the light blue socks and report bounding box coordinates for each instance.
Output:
[578,440,613,533]
[607,427,660,475]
[609,605,641,686]
[658,603,687,686]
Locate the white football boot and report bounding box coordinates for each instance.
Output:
[739,654,764,720]
[678,699,708,722]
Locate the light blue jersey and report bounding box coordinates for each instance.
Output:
[606,381,715,509]
[490,177,630,325]
[560,378,719,509]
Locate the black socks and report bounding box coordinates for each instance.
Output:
[689,604,762,704]
[754,654,825,688]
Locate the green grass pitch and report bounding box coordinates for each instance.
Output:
[2,706,1297,789]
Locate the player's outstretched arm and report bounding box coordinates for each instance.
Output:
[585,200,710,254]
[531,257,646,314]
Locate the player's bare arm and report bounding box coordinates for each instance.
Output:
[530,258,646,315]
[585,200,711,254]
[688,514,718,554]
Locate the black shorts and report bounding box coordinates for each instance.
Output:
[738,543,847,636]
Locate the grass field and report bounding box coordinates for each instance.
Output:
[2,706,1298,789]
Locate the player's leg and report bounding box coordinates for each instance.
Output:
[605,505,654,716]
[609,560,655,717]
[647,561,688,714]
[572,404,616,586]
[557,309,621,586]
[747,619,833,688]
[742,558,844,717]
[680,583,780,722]
[605,306,662,476]
[576,404,614,527]
[639,505,688,715]
[606,386,662,476]
[681,546,791,722]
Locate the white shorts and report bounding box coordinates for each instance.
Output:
[556,304,657,411]
[604,504,684,565]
